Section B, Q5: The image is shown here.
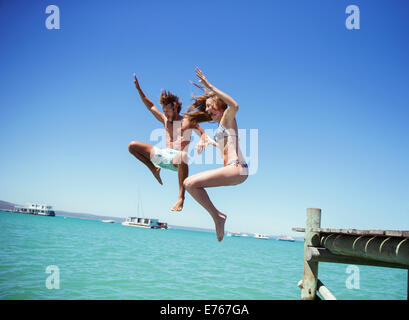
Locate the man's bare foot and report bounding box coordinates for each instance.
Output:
[152,166,163,185]
[215,213,227,242]
[171,198,184,212]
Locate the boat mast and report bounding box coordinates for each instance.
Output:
[137,188,145,218]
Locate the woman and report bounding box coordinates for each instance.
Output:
[183,67,248,242]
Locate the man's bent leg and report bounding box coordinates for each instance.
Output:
[128,141,163,185]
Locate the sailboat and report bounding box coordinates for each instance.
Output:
[121,191,167,229]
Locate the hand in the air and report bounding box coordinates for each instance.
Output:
[133,73,141,90]
[195,67,212,90]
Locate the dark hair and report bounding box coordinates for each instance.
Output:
[160,90,182,113]
[183,92,227,124]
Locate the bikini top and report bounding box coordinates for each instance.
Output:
[214,123,237,143]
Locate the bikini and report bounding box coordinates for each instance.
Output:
[214,123,248,168]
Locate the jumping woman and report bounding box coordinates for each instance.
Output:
[183,67,248,242]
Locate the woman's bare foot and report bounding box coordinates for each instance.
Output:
[171,197,184,212]
[214,213,227,242]
[152,166,163,185]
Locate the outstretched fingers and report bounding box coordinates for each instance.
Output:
[195,67,205,80]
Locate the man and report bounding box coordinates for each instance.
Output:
[128,74,207,211]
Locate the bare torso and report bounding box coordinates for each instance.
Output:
[164,117,194,152]
[216,118,245,166]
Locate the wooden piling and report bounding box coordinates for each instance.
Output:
[294,208,409,300]
[301,208,321,300]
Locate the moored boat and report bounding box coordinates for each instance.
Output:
[10,204,55,216]
[254,233,269,239]
[157,222,168,229]
[122,191,167,229]
[122,217,162,229]
[102,220,115,223]
[278,235,295,242]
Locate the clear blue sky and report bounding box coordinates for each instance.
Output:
[1,0,408,235]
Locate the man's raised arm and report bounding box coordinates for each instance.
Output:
[133,74,165,124]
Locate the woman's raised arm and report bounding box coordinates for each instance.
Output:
[195,67,239,117]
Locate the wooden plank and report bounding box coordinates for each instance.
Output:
[295,227,409,238]
[368,230,386,236]
[385,230,403,237]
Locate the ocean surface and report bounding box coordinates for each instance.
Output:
[0,211,407,300]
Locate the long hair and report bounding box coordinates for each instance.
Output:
[183,91,227,124]
[160,90,182,113]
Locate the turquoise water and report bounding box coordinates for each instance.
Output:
[0,211,406,300]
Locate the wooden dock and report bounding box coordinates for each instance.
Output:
[293,208,409,300]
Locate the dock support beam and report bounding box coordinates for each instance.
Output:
[301,208,321,300]
[317,279,337,300]
[306,246,409,269]
[319,235,409,266]
[294,208,409,299]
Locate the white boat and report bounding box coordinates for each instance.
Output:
[12,204,55,216]
[122,192,167,229]
[227,232,249,238]
[122,216,161,229]
[278,236,295,242]
[102,220,115,223]
[254,233,269,239]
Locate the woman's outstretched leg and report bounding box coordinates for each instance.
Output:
[128,141,162,185]
[184,184,226,241]
[183,165,247,241]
